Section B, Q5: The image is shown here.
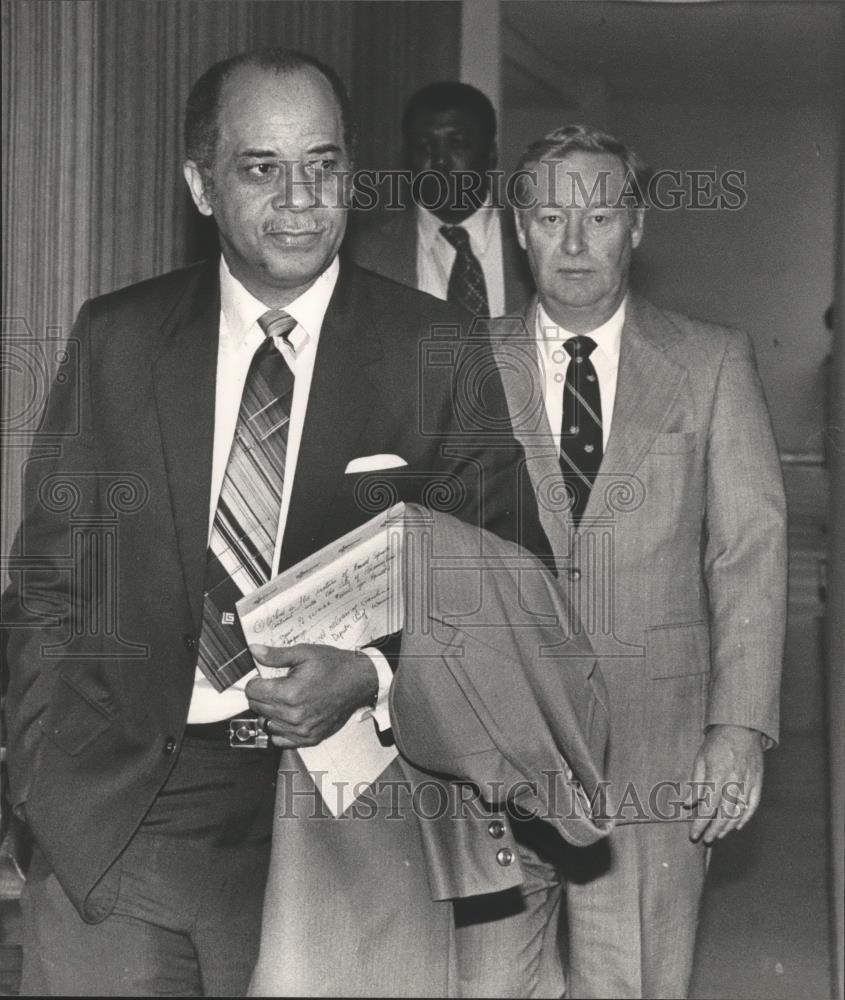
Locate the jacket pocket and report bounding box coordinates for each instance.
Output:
[648,431,696,454]
[646,621,710,678]
[40,674,117,756]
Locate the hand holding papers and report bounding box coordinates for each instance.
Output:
[237,505,406,815]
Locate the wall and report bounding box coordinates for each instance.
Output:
[612,98,838,456]
[826,77,845,1000]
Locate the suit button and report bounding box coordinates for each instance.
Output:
[183,635,197,652]
[164,738,177,754]
[568,568,581,581]
[488,820,506,839]
[496,847,514,867]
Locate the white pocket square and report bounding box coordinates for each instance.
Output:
[344,454,408,474]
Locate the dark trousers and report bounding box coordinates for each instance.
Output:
[21,736,279,996]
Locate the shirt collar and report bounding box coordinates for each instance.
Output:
[219,254,340,350]
[536,296,627,366]
[417,191,498,255]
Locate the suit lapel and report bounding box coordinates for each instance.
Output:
[279,265,381,571]
[492,301,575,561]
[499,209,534,315]
[370,210,417,288]
[497,295,688,534]
[395,210,419,288]
[152,263,219,629]
[583,296,686,522]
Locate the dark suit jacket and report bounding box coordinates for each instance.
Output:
[2,259,549,920]
[345,206,534,315]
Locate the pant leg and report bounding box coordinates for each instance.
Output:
[21,849,201,997]
[561,821,708,999]
[21,737,279,997]
[192,834,279,997]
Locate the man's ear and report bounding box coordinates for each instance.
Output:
[630,207,645,250]
[183,161,213,217]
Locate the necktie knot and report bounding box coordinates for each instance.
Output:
[563,335,598,360]
[439,225,472,253]
[258,309,297,342]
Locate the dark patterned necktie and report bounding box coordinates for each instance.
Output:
[439,225,489,317]
[196,310,297,691]
[559,336,602,527]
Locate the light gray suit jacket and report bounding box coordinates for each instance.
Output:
[487,296,787,818]
[250,508,611,997]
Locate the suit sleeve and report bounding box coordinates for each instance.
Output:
[436,335,553,566]
[373,326,553,679]
[1,301,100,813]
[702,330,787,745]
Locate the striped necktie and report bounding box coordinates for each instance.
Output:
[559,335,602,527]
[439,225,489,317]
[196,310,296,691]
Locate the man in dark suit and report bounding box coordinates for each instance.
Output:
[2,49,547,995]
[347,81,533,316]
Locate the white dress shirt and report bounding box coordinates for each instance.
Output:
[534,298,627,453]
[187,255,392,726]
[415,195,506,316]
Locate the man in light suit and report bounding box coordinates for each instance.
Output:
[347,81,534,316]
[487,125,787,998]
[2,50,549,995]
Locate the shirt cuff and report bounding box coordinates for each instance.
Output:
[355,647,393,733]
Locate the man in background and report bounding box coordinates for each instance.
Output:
[489,124,787,998]
[348,81,533,316]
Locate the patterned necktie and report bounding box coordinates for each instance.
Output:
[196,310,297,691]
[439,225,489,317]
[559,335,602,527]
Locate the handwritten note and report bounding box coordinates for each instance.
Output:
[236,504,405,815]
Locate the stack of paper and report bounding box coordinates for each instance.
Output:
[237,504,406,815]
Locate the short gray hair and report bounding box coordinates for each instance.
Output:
[513,124,650,208]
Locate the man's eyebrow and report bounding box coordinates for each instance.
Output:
[237,149,279,159]
[236,143,343,160]
[304,143,343,156]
